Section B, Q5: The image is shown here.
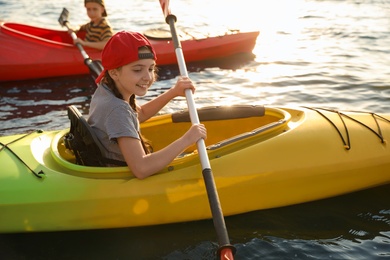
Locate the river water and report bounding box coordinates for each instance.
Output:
[1,0,390,259]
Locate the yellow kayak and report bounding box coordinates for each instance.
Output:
[1,105,389,233]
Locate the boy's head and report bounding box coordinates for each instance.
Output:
[95,31,157,83]
[84,0,107,17]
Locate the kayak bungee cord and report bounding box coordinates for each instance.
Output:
[306,107,351,150]
[304,107,389,149]
[0,130,44,179]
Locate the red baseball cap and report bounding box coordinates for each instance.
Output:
[95,31,157,84]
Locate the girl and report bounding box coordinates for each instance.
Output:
[88,31,207,179]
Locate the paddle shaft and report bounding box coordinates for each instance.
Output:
[160,1,235,258]
[64,22,90,60]
[58,8,102,80]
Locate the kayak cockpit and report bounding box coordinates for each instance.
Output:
[50,105,292,178]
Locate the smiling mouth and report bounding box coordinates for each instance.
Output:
[137,84,149,89]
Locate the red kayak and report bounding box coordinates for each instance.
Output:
[0,22,259,82]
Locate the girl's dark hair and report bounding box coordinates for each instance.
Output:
[102,69,154,153]
[102,70,137,110]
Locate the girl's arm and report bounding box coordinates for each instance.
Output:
[137,77,195,122]
[118,123,206,179]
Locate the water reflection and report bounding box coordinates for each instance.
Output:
[0,53,257,135]
[1,184,389,259]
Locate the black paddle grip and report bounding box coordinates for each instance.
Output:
[202,168,236,257]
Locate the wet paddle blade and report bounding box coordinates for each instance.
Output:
[58,8,69,27]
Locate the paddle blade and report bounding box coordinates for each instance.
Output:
[159,0,176,24]
[159,0,171,18]
[58,8,69,27]
[220,248,234,260]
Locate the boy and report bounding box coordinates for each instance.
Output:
[71,0,113,50]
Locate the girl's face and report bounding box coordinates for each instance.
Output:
[110,50,156,99]
[85,2,105,22]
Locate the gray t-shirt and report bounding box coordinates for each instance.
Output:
[88,83,140,162]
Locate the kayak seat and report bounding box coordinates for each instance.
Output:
[64,105,127,167]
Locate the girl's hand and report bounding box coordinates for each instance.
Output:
[171,76,195,97]
[184,124,207,144]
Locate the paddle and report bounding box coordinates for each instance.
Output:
[158,1,236,259]
[58,8,103,80]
